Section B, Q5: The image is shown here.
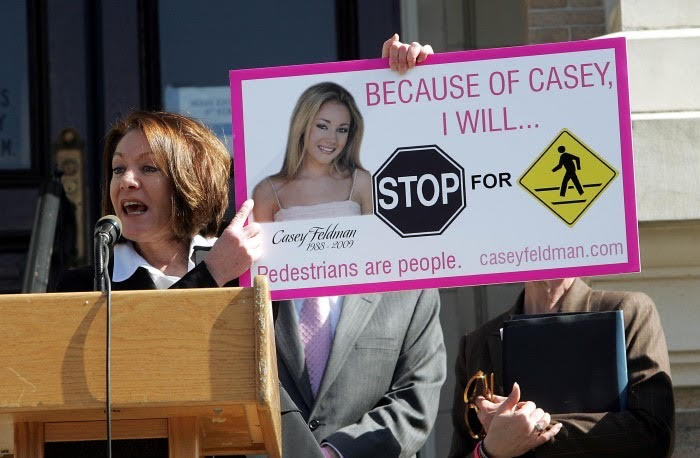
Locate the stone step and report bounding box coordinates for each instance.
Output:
[632,113,700,221]
[605,29,700,113]
[674,408,700,457]
[618,0,700,31]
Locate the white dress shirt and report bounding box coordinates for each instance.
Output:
[112,234,216,288]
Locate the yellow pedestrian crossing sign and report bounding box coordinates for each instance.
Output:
[519,129,618,226]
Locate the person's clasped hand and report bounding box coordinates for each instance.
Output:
[382,33,433,74]
[480,383,562,458]
[204,199,262,286]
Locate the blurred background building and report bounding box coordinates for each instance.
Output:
[0,0,697,456]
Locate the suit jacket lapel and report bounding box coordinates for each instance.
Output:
[560,278,593,313]
[314,294,379,403]
[275,300,314,408]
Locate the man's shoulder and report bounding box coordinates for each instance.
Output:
[586,287,664,342]
[591,287,657,316]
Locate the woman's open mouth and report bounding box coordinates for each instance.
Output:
[122,200,148,215]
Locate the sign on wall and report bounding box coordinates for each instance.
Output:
[164,86,232,150]
[230,38,639,300]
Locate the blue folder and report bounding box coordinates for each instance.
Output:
[502,310,628,413]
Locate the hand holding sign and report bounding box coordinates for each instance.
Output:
[382,33,433,74]
[205,199,262,286]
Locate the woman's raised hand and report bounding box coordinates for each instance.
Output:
[382,33,434,74]
[205,199,262,286]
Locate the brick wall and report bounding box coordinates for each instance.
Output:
[528,0,606,43]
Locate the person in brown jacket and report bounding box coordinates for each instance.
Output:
[449,278,675,457]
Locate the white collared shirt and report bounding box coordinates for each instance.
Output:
[293,296,343,339]
[112,234,216,289]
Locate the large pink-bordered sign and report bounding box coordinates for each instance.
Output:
[230,37,638,300]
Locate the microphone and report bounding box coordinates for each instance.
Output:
[92,215,122,458]
[94,215,122,292]
[94,215,122,247]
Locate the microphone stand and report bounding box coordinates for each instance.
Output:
[95,235,113,458]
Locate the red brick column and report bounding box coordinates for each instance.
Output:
[527,0,606,44]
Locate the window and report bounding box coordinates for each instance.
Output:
[0,0,31,170]
[158,0,338,148]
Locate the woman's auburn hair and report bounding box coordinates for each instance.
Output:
[102,111,231,241]
[277,82,365,178]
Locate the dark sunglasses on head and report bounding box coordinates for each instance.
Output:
[463,370,495,439]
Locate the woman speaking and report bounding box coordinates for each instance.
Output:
[58,111,259,291]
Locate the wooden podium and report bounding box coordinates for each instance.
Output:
[0,276,281,458]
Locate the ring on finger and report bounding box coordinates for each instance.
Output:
[534,422,545,433]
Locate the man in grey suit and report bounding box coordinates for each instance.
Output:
[270,35,444,458]
[274,289,446,458]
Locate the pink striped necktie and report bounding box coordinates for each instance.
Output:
[298,297,332,397]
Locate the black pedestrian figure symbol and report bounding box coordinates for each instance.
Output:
[552,145,584,197]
